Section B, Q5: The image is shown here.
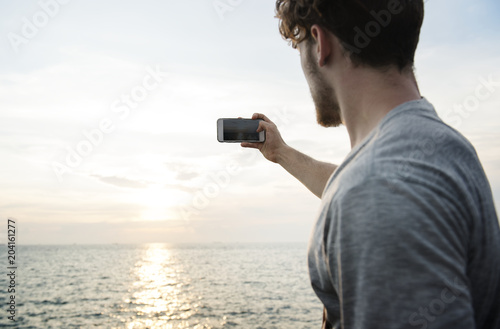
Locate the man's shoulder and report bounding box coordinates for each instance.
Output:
[374,98,473,158]
[327,98,481,198]
[372,99,479,180]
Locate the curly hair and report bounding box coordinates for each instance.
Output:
[275,0,424,70]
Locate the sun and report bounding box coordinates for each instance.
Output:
[141,207,172,221]
[135,185,184,221]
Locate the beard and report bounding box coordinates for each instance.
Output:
[304,46,343,127]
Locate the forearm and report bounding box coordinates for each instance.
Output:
[277,145,337,198]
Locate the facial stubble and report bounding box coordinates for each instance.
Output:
[304,45,343,128]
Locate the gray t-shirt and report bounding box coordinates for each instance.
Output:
[308,98,500,329]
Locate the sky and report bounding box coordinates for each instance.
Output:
[0,0,499,244]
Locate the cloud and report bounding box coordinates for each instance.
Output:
[164,183,197,194]
[164,161,201,181]
[175,171,200,181]
[91,175,149,189]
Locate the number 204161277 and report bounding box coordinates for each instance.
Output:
[7,219,16,265]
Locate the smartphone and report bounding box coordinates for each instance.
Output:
[217,118,265,143]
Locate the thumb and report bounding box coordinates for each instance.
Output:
[256,121,272,133]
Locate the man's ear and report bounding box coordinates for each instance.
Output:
[310,24,332,67]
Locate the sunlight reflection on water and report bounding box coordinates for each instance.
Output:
[124,243,225,329]
[8,243,321,328]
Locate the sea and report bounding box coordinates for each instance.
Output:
[0,243,323,328]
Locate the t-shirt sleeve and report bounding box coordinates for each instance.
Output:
[325,177,475,329]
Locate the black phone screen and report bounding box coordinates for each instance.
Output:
[223,119,262,141]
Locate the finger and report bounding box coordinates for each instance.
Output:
[252,113,273,123]
[241,142,261,149]
[256,121,272,133]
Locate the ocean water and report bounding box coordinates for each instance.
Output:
[0,243,323,328]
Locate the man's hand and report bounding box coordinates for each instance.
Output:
[240,113,289,164]
[239,112,338,198]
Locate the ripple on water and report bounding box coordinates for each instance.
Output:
[0,243,322,328]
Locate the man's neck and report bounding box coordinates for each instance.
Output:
[335,66,421,149]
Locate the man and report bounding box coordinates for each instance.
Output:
[241,0,500,328]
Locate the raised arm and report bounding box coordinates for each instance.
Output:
[241,113,337,198]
